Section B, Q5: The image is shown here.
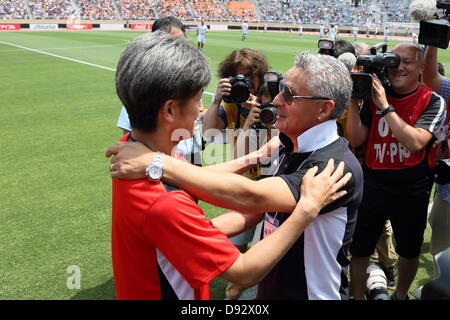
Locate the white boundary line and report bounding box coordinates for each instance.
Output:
[0,40,215,96]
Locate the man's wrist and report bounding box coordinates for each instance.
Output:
[213,97,221,105]
[381,105,395,117]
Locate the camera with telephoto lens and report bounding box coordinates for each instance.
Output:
[318,39,335,56]
[418,0,450,49]
[222,74,252,104]
[253,72,283,129]
[365,262,390,300]
[351,42,400,99]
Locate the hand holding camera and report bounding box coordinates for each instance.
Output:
[371,74,389,112]
[214,78,232,103]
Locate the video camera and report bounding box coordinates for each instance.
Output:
[351,43,400,99]
[318,39,335,56]
[222,74,252,104]
[411,0,450,49]
[253,71,283,129]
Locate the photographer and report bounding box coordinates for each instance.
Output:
[347,43,446,300]
[423,45,450,272]
[201,48,271,299]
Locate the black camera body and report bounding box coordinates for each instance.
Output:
[318,39,334,56]
[351,43,400,99]
[253,71,283,129]
[419,0,450,49]
[222,74,252,104]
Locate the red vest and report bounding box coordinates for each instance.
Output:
[365,85,433,169]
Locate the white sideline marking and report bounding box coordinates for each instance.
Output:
[0,42,129,52]
[0,40,215,96]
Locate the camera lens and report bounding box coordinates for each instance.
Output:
[260,105,278,126]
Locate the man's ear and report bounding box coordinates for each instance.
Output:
[161,99,181,123]
[317,100,335,121]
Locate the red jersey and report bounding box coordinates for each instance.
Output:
[365,85,432,169]
[111,135,240,300]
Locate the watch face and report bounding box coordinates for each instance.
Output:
[149,166,163,179]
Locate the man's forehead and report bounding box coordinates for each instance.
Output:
[392,44,419,59]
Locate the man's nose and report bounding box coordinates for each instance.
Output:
[273,92,284,108]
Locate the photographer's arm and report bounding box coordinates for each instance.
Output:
[423,46,443,94]
[202,79,230,136]
[372,75,433,153]
[345,98,369,147]
[232,98,261,159]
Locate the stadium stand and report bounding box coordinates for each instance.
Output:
[0,0,31,19]
[27,0,76,19]
[191,0,228,22]
[75,0,118,20]
[118,0,154,20]
[153,0,194,21]
[0,0,412,25]
[226,1,258,22]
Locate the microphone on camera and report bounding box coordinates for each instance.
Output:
[338,52,357,72]
[409,0,437,21]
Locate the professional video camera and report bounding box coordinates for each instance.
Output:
[253,71,283,129]
[351,43,400,99]
[410,0,450,49]
[222,74,252,104]
[318,39,335,56]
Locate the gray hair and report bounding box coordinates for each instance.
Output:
[116,31,211,132]
[295,52,352,119]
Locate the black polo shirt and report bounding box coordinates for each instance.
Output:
[256,121,364,300]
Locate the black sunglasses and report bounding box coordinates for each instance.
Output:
[279,81,332,105]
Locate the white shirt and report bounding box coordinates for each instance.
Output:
[242,23,248,33]
[329,27,336,37]
[197,24,207,36]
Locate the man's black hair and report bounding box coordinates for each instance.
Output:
[333,39,355,58]
[152,16,185,35]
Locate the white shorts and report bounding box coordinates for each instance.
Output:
[197,35,206,43]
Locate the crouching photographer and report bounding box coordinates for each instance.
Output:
[346,43,446,300]
[423,44,450,273]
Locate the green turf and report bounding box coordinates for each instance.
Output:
[0,30,443,300]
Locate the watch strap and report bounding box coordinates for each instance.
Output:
[381,105,395,116]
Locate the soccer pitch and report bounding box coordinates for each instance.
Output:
[0,30,443,299]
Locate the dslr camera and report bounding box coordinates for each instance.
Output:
[418,0,450,49]
[253,71,283,129]
[351,43,400,99]
[318,39,335,56]
[222,74,252,104]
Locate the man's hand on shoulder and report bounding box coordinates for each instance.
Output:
[106,141,154,179]
[296,159,351,219]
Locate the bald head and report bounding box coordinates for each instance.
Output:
[353,42,370,56]
[392,43,423,63]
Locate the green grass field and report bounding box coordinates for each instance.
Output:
[0,30,446,300]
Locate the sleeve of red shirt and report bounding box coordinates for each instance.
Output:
[142,190,240,289]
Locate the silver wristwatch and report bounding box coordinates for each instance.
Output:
[146,151,164,180]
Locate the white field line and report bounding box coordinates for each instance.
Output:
[0,40,215,96]
[0,42,129,52]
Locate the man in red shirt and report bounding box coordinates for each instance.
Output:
[112,31,351,300]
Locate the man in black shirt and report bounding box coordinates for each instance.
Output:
[107,52,364,299]
[346,43,446,300]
